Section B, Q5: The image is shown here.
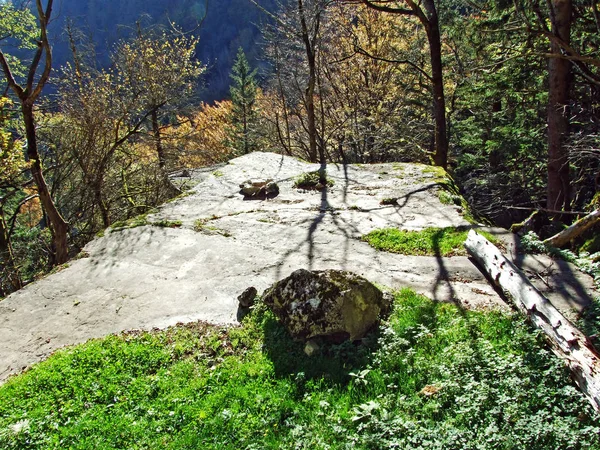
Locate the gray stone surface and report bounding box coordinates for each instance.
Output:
[0,152,596,383]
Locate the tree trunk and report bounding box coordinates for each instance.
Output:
[22,103,69,264]
[547,0,572,212]
[0,211,22,294]
[544,208,600,247]
[465,230,600,412]
[152,109,167,169]
[298,0,318,163]
[92,178,110,229]
[151,109,180,197]
[423,0,448,170]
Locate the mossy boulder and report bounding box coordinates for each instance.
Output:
[262,269,390,342]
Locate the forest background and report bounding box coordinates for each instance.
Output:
[0,0,598,297]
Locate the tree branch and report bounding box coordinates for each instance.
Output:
[355,0,414,15]
[352,44,432,81]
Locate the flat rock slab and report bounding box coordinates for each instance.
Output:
[0,152,596,383]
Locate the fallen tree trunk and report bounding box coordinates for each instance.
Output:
[465,230,600,412]
[544,209,600,248]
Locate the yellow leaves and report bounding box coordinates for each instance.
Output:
[166,101,236,168]
[19,187,43,228]
[0,96,28,185]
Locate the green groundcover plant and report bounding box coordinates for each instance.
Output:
[0,289,599,449]
[362,227,499,257]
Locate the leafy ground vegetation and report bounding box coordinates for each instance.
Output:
[293,171,335,190]
[362,227,499,257]
[1,290,598,449]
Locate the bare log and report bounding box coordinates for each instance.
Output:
[544,209,600,248]
[465,229,600,412]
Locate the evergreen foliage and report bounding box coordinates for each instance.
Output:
[229,48,259,155]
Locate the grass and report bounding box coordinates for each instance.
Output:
[362,227,499,257]
[0,289,598,449]
[293,170,334,190]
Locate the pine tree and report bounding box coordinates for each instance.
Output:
[229,48,258,154]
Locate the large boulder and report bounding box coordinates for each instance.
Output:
[262,269,390,342]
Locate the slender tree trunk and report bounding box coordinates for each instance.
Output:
[152,109,167,169]
[151,109,180,197]
[92,177,110,229]
[0,211,22,293]
[298,0,319,163]
[423,0,448,170]
[243,105,249,154]
[465,230,600,412]
[22,103,69,264]
[547,0,572,212]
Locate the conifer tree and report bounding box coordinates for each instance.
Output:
[229,48,258,154]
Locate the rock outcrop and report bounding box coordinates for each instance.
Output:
[262,269,390,342]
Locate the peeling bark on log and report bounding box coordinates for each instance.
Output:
[544,209,600,248]
[465,230,600,412]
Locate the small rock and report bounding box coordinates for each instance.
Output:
[237,286,257,308]
[304,339,320,356]
[239,179,279,198]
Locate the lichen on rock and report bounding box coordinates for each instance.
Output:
[262,269,390,343]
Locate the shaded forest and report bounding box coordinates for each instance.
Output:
[0,0,599,296]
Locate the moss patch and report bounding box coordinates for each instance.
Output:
[151,219,183,228]
[109,211,156,231]
[293,170,334,190]
[362,226,499,257]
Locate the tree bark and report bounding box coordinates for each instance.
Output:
[22,103,69,264]
[298,0,319,163]
[465,230,600,412]
[0,211,22,294]
[547,0,572,212]
[151,109,167,170]
[544,208,600,247]
[423,0,448,170]
[151,109,180,197]
[0,0,69,265]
